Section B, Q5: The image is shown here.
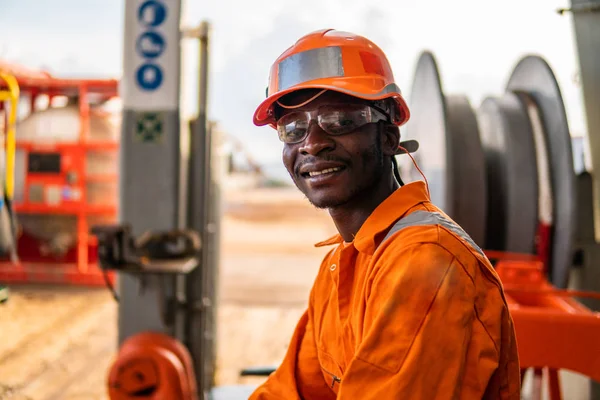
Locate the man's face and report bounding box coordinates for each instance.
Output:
[279,91,388,209]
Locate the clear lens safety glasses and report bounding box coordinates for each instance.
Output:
[276,104,389,144]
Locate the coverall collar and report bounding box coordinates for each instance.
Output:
[314,181,430,254]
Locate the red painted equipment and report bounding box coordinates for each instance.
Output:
[486,250,600,399]
[108,332,199,400]
[0,61,119,286]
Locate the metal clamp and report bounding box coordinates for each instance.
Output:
[91,224,202,275]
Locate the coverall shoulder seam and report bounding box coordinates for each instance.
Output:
[473,300,501,358]
[433,234,476,285]
[431,228,502,360]
[444,247,501,358]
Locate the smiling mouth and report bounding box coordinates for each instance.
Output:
[301,166,345,178]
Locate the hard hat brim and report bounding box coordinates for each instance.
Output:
[253,82,411,128]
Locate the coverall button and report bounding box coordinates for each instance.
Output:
[330,264,337,271]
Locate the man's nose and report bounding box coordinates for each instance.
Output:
[298,122,335,156]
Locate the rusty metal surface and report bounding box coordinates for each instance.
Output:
[477,93,539,253]
[506,55,576,288]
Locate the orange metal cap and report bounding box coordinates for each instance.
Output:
[253,29,410,127]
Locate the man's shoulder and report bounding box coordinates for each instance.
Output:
[377,205,493,286]
[381,205,485,261]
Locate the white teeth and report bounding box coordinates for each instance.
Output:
[308,167,342,177]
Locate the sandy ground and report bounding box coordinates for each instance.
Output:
[0,186,336,399]
[215,187,337,387]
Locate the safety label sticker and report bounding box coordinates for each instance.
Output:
[135,111,164,143]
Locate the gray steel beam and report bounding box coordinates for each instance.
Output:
[567,1,600,397]
[569,0,600,242]
[184,21,218,397]
[118,0,183,343]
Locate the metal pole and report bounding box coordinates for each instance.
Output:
[566,1,600,398]
[185,20,214,397]
[568,0,600,242]
[118,0,182,344]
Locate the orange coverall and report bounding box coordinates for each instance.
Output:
[250,181,521,399]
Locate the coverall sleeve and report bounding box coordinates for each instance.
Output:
[337,243,478,399]
[249,276,337,399]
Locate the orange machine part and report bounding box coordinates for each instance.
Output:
[0,60,119,286]
[490,253,600,400]
[108,332,199,400]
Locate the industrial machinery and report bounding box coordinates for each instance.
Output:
[95,1,600,399]
[0,63,120,286]
[398,48,600,398]
[91,2,224,398]
[92,224,202,399]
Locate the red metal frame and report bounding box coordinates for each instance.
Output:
[0,61,119,286]
[487,249,600,399]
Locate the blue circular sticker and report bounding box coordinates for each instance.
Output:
[136,63,163,91]
[138,0,167,28]
[136,31,166,59]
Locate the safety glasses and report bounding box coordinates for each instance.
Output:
[276,104,390,144]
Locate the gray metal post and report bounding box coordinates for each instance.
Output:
[184,21,217,397]
[205,120,222,391]
[566,1,600,397]
[118,0,183,343]
[568,0,600,242]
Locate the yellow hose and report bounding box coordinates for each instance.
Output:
[0,71,19,200]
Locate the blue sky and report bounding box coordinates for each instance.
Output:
[0,0,586,172]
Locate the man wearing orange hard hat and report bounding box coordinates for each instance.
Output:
[250,29,520,399]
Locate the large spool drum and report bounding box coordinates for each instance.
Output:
[477,93,539,254]
[402,51,487,247]
[506,56,576,288]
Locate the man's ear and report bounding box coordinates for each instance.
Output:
[381,123,400,157]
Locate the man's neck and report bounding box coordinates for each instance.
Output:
[329,178,399,243]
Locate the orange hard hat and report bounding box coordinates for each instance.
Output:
[253,29,410,128]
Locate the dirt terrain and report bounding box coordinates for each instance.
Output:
[0,186,336,399]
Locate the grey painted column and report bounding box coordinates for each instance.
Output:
[568,1,600,398]
[184,22,218,396]
[118,0,182,343]
[569,0,600,241]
